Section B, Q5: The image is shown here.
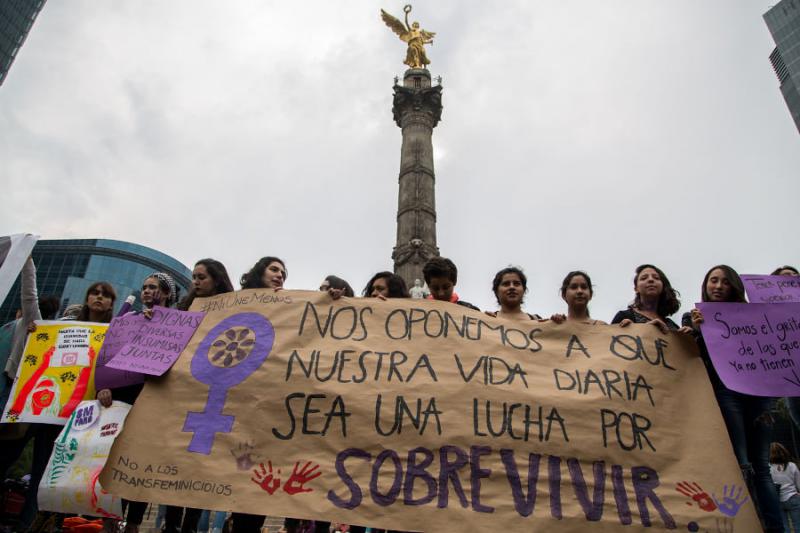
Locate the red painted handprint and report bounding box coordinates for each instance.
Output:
[251,461,281,495]
[676,481,717,512]
[283,461,321,495]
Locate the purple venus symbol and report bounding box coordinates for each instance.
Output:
[183,313,275,454]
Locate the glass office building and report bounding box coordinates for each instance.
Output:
[0,0,46,86]
[0,239,192,324]
[765,0,800,134]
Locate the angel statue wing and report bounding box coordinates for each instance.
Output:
[381,9,410,41]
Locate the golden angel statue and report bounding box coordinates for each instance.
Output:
[381,5,436,69]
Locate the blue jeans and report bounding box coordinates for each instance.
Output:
[715,388,784,532]
[198,510,228,532]
[782,494,800,532]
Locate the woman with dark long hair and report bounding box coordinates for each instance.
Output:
[487,266,540,320]
[167,260,235,533]
[362,271,409,299]
[178,259,235,311]
[612,264,690,334]
[550,271,605,325]
[772,266,799,276]
[240,256,286,290]
[77,282,117,323]
[232,257,285,533]
[686,265,783,532]
[319,274,354,298]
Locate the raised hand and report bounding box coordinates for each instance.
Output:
[712,484,749,517]
[675,481,717,512]
[251,461,281,495]
[283,461,321,495]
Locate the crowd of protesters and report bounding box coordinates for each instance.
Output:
[1,254,799,533]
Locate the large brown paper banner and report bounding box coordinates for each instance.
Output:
[102,290,759,532]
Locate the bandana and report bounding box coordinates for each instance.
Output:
[148,272,177,306]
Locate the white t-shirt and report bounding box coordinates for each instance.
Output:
[770,462,800,502]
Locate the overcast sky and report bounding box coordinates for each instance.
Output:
[1,1,798,321]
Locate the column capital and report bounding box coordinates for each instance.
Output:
[392,84,443,128]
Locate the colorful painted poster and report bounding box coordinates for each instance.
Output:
[0,233,39,306]
[105,306,205,376]
[741,274,800,304]
[102,290,760,532]
[698,301,800,396]
[38,400,131,519]
[1,321,107,425]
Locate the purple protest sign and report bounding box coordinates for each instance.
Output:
[95,314,146,390]
[104,306,205,377]
[697,302,800,396]
[741,274,800,304]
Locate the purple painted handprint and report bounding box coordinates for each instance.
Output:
[712,484,749,517]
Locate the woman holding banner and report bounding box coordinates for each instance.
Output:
[179,258,235,311]
[77,282,117,323]
[320,275,355,298]
[98,272,177,533]
[772,266,799,276]
[486,266,540,320]
[771,266,800,491]
[165,260,235,533]
[362,271,409,299]
[550,271,605,325]
[240,256,287,290]
[611,264,690,334]
[232,257,286,532]
[686,265,783,533]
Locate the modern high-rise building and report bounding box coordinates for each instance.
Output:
[765,0,800,134]
[0,0,47,86]
[0,239,192,324]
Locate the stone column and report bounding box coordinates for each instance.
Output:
[391,68,442,287]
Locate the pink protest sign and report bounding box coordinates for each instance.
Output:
[741,274,800,304]
[105,306,205,376]
[697,302,800,396]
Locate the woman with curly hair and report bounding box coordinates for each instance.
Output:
[362,271,409,299]
[240,256,286,290]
